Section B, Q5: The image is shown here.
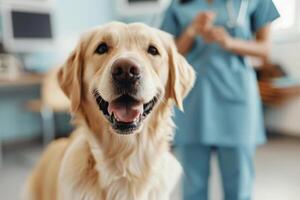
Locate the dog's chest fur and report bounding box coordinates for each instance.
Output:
[58,131,181,200]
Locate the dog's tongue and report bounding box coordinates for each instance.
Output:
[108,102,143,123]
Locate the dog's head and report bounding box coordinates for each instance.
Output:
[58,22,195,136]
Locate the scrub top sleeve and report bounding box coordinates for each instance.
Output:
[160,1,181,37]
[250,0,280,33]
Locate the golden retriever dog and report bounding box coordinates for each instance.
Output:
[23,22,195,200]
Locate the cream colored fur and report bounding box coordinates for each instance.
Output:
[23,22,195,200]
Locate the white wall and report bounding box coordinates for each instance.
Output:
[271,40,300,78]
[54,0,114,51]
[267,37,300,136]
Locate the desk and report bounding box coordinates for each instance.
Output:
[259,81,300,106]
[0,73,44,88]
[0,73,44,167]
[259,79,300,137]
[24,68,70,146]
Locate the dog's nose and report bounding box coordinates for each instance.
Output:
[112,59,141,85]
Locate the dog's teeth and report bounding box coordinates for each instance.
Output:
[114,114,121,122]
[134,117,139,123]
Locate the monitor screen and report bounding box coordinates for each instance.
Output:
[11,11,52,39]
[1,5,55,52]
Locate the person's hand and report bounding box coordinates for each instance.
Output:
[187,11,216,37]
[205,26,233,49]
[194,11,216,34]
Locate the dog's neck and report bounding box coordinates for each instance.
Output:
[84,102,174,198]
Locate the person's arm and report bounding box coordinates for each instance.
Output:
[227,26,271,60]
[207,25,271,60]
[176,12,216,55]
[175,25,197,55]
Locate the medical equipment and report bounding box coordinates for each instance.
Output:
[226,0,249,28]
[1,3,55,52]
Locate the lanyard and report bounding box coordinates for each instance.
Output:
[226,0,249,28]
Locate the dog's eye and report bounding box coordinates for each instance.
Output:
[147,45,160,56]
[95,42,109,54]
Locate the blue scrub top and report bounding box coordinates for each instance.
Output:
[161,0,279,146]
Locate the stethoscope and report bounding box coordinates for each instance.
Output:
[226,0,249,28]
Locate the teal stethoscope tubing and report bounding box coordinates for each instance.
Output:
[226,0,249,28]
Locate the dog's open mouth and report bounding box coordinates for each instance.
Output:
[93,90,159,135]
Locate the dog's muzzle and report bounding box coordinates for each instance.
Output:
[93,90,159,135]
[93,58,159,135]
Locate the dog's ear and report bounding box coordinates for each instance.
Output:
[57,45,83,113]
[163,33,196,111]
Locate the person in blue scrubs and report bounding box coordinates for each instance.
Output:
[161,0,279,199]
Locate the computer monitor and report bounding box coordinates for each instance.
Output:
[116,0,171,16]
[1,3,55,52]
